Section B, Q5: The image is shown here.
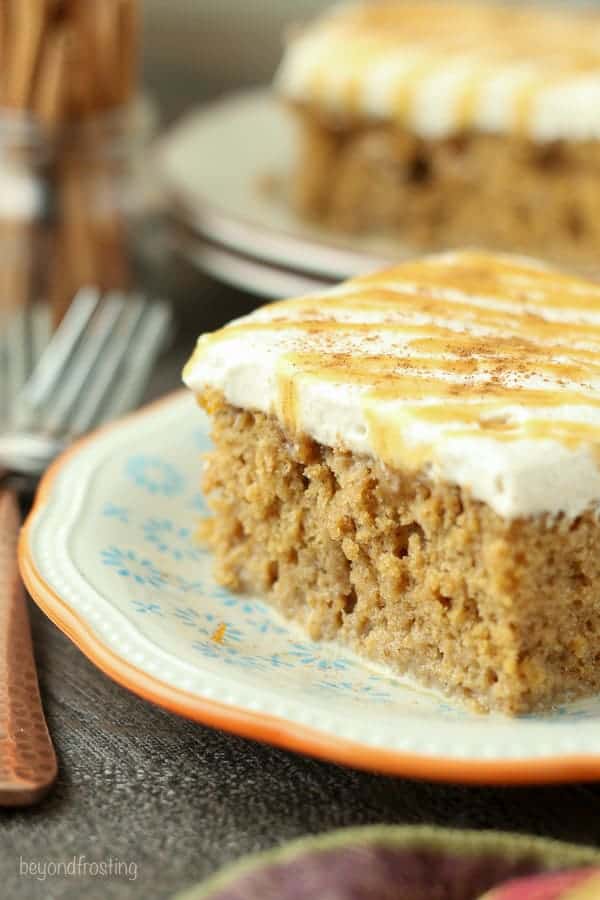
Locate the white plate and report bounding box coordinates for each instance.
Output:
[171,228,332,299]
[21,392,600,784]
[156,88,410,283]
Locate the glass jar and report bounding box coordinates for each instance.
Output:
[0,98,156,329]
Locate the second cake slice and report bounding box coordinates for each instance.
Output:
[276,2,600,269]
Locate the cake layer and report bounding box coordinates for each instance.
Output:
[276,2,600,140]
[183,252,600,520]
[198,391,600,714]
[290,117,600,269]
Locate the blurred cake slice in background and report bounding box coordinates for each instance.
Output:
[275,2,600,270]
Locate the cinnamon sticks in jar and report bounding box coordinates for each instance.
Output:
[0,0,139,119]
[0,0,140,326]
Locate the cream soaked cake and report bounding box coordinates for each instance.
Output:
[276,1,600,269]
[184,251,600,714]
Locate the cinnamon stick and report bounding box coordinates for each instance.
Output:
[4,0,48,108]
[32,25,67,126]
[117,0,139,106]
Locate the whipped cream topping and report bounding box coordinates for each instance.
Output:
[184,251,600,519]
[275,2,600,140]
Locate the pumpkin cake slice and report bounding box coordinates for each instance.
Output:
[183,251,600,714]
[275,1,600,269]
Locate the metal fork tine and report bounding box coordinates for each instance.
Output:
[69,294,146,435]
[31,304,52,370]
[19,286,100,416]
[2,289,173,480]
[41,294,125,436]
[102,299,171,423]
[0,326,8,426]
[6,307,30,423]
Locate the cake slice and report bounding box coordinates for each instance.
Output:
[183,251,600,714]
[276,1,600,269]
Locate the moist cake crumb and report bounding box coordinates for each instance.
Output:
[198,388,600,715]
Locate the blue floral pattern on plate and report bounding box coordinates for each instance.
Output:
[126,455,185,497]
[142,518,202,561]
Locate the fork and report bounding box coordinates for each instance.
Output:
[0,288,171,805]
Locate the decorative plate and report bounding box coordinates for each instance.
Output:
[20,393,600,785]
[156,88,407,283]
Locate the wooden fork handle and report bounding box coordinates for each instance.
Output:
[0,489,57,805]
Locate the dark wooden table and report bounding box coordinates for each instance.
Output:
[3,259,600,900]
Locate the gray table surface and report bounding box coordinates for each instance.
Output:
[3,258,600,900]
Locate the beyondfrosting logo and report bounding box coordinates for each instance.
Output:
[18,855,138,882]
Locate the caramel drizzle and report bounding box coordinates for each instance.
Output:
[283,351,600,406]
[277,360,299,434]
[353,257,600,309]
[212,298,600,351]
[391,52,448,122]
[193,254,600,468]
[454,61,493,132]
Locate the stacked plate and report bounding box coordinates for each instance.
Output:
[156,88,408,298]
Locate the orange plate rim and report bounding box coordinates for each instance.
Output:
[18,392,600,786]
